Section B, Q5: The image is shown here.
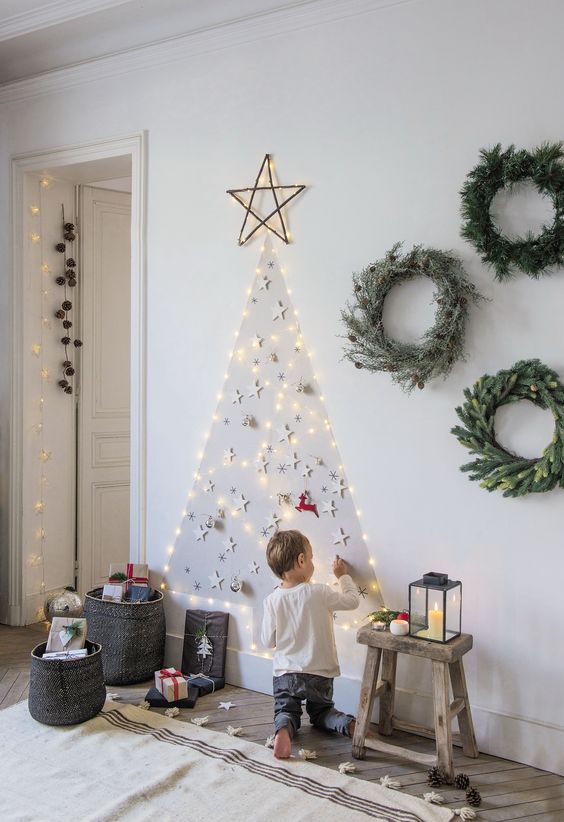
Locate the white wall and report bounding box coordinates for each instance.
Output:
[1,0,563,774]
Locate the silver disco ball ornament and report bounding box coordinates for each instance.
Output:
[230,575,243,593]
[44,586,83,623]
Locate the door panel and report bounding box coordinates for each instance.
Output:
[78,186,131,594]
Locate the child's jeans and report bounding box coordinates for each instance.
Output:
[273,672,354,739]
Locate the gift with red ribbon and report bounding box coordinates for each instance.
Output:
[108,562,149,591]
[154,667,188,703]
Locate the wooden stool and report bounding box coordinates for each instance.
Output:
[352,627,478,779]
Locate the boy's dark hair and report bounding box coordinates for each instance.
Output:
[266,529,310,578]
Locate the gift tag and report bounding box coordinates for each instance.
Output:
[59,628,72,648]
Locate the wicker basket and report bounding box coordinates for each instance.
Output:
[29,640,106,726]
[83,588,165,685]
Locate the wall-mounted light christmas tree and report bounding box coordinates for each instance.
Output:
[164,232,384,649]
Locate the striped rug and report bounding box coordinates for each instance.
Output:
[1,700,453,821]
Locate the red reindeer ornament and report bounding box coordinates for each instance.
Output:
[295,491,319,518]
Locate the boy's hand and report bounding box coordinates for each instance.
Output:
[333,555,348,578]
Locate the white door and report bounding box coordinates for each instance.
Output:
[77,186,131,594]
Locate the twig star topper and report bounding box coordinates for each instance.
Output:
[227,154,306,246]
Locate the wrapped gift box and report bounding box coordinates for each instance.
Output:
[102,583,125,602]
[46,617,87,653]
[185,674,225,695]
[43,648,88,660]
[125,585,151,602]
[108,562,149,587]
[155,667,188,703]
[181,609,229,684]
[144,685,198,708]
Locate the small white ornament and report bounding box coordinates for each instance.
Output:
[191,716,209,726]
[268,351,278,362]
[226,725,243,736]
[249,560,260,575]
[205,515,215,528]
[321,499,337,517]
[276,424,293,443]
[242,414,254,427]
[209,570,224,590]
[265,734,275,749]
[390,619,409,636]
[255,454,269,473]
[223,447,236,463]
[218,701,234,710]
[232,493,249,512]
[231,389,244,404]
[265,512,281,530]
[165,707,180,718]
[338,762,356,774]
[197,634,213,658]
[271,301,288,321]
[247,379,264,399]
[331,478,347,497]
[298,749,317,760]
[332,527,350,546]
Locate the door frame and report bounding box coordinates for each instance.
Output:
[7,132,147,625]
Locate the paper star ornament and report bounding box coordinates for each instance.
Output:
[209,570,224,589]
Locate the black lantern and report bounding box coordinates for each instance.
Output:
[408,572,462,643]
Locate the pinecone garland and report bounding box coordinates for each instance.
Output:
[465,787,482,807]
[55,242,66,253]
[63,222,75,232]
[426,766,445,787]
[454,773,470,790]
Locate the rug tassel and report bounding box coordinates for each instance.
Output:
[452,807,477,820]
[191,716,209,726]
[298,749,318,760]
[423,791,445,804]
[338,762,356,774]
[380,775,401,789]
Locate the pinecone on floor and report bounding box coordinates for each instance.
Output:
[465,786,482,807]
[453,773,470,790]
[426,766,445,787]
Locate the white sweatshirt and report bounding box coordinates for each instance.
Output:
[260,575,359,678]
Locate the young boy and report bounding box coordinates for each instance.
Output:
[261,529,359,759]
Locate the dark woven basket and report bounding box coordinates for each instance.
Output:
[83,588,165,685]
[29,640,106,726]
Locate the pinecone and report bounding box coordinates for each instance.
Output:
[68,278,77,287]
[465,787,482,807]
[62,300,72,311]
[354,362,363,369]
[63,360,72,367]
[58,379,68,388]
[426,766,445,787]
[66,258,76,267]
[64,385,73,394]
[64,232,76,242]
[62,320,72,329]
[61,336,71,346]
[55,242,66,253]
[63,222,75,232]
[74,339,83,348]
[55,276,65,286]
[55,309,65,319]
[417,381,425,390]
[348,334,357,343]
[453,773,470,790]
[65,366,75,376]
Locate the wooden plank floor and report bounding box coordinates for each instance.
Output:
[1,624,563,821]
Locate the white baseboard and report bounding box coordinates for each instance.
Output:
[164,632,564,776]
[0,592,23,626]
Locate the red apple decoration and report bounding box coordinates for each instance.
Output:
[397,611,409,622]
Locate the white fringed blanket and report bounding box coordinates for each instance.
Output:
[1,701,454,821]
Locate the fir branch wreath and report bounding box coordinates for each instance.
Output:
[460,142,564,280]
[451,359,564,497]
[341,244,483,392]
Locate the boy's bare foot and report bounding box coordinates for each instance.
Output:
[273,727,292,759]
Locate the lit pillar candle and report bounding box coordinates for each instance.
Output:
[428,601,444,640]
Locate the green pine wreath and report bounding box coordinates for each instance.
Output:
[452,359,564,497]
[341,243,483,392]
[461,142,564,280]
